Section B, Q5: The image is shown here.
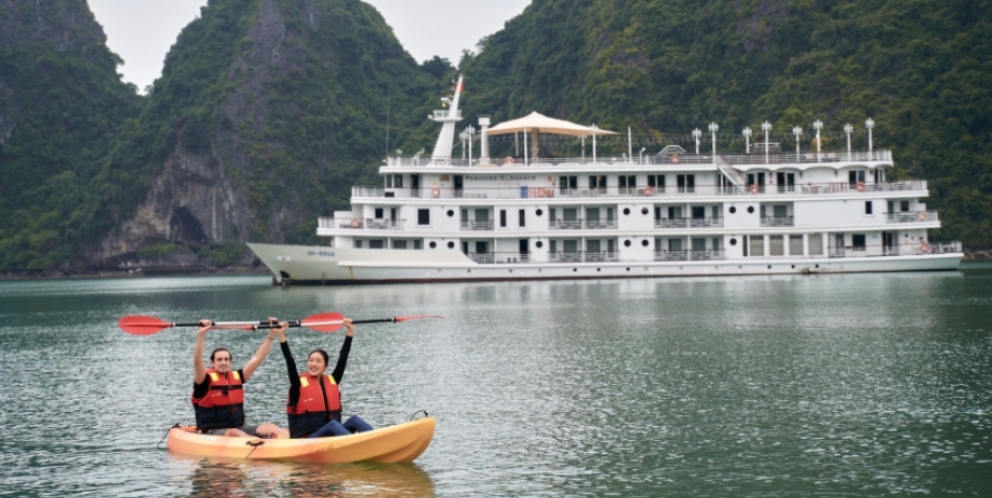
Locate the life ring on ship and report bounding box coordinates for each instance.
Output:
[643,186,654,197]
[431,187,441,198]
[670,154,681,164]
[855,181,866,192]
[349,219,361,228]
[916,211,927,222]
[749,184,759,195]
[920,242,931,254]
[504,157,515,164]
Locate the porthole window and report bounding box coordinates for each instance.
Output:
[730,238,738,246]
[447,241,455,249]
[447,209,454,217]
[767,265,772,269]
[747,206,755,214]
[597,268,601,272]
[623,208,631,216]
[641,207,649,215]
[626,267,631,271]
[624,240,632,247]
[573,268,578,272]
[536,241,544,249]
[536,209,544,216]
[729,206,737,214]
[641,240,649,247]
[429,241,437,249]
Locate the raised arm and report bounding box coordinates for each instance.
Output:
[242,318,279,381]
[276,323,304,407]
[330,318,354,383]
[193,319,212,384]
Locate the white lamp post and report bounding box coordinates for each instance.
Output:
[792,126,803,157]
[459,129,468,160]
[761,121,772,164]
[709,122,719,162]
[743,127,753,154]
[692,128,702,155]
[591,124,598,164]
[844,124,853,160]
[865,117,875,155]
[813,119,823,162]
[639,147,646,164]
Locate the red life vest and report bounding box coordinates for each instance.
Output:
[191,369,246,430]
[286,374,341,438]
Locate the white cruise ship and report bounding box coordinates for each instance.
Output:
[248,76,962,285]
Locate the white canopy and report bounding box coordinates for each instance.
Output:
[486,112,617,137]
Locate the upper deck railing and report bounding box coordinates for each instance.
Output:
[384,150,893,168]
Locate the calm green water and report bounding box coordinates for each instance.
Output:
[2,266,992,496]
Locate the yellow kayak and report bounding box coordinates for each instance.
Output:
[167,417,435,463]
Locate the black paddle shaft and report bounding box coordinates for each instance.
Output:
[253,317,397,330]
[173,320,270,328]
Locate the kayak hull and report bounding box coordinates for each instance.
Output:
[167,417,435,463]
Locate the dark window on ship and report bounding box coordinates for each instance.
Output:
[519,209,526,227]
[589,175,607,192]
[647,175,665,190]
[500,210,507,228]
[852,234,866,250]
[369,240,384,249]
[393,240,407,250]
[374,208,384,219]
[900,201,910,212]
[418,209,430,225]
[677,174,695,193]
[413,240,422,250]
[355,240,363,249]
[865,201,873,215]
[559,176,577,195]
[393,175,403,188]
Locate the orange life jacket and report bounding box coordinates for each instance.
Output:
[192,369,245,430]
[286,374,341,438]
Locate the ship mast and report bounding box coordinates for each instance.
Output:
[429,75,464,165]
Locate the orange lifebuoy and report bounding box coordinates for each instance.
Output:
[643,186,654,197]
[504,157,515,164]
[431,187,441,198]
[856,181,866,192]
[749,184,759,195]
[920,242,931,254]
[916,211,927,222]
[670,154,681,164]
[349,219,360,228]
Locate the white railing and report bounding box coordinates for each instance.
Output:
[460,220,494,231]
[550,219,618,229]
[654,250,727,261]
[654,217,724,228]
[886,211,938,223]
[384,150,893,168]
[351,180,926,201]
[549,252,619,263]
[761,216,795,227]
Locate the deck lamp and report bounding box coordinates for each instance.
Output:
[709,122,719,160]
[761,121,772,164]
[844,124,854,160]
[813,120,823,161]
[865,118,875,154]
[792,126,802,156]
[742,127,753,154]
[692,128,702,155]
[466,125,476,166]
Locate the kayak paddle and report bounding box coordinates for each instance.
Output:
[119,312,442,335]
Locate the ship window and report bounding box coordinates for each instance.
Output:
[447,209,454,217]
[624,240,632,247]
[355,240,363,249]
[809,234,823,255]
[852,234,866,250]
[536,209,543,216]
[500,210,507,227]
[414,240,422,250]
[393,175,403,188]
[641,207,649,215]
[789,235,803,256]
[369,240,384,249]
[749,235,765,257]
[393,240,407,250]
[865,201,873,215]
[729,206,737,214]
[769,235,784,256]
[623,208,631,216]
[747,206,755,214]
[418,209,430,225]
[642,239,649,247]
[519,209,526,227]
[375,208,384,219]
[536,241,543,249]
[900,201,910,212]
[730,238,738,246]
[429,241,437,249]
[447,241,455,249]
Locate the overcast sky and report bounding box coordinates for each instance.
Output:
[88,0,531,92]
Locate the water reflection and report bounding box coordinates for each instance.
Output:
[173,455,434,497]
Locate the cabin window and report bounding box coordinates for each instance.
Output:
[355,240,363,249]
[519,209,526,227]
[414,240,422,250]
[418,209,430,225]
[900,201,910,212]
[500,210,507,228]
[809,234,823,255]
[374,208,384,219]
[749,235,765,257]
[393,240,407,250]
[789,235,803,256]
[393,175,403,188]
[369,240,384,249]
[769,235,784,256]
[852,234,866,250]
[865,201,873,215]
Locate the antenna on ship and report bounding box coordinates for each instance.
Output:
[428,75,465,165]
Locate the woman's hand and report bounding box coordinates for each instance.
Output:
[344,318,354,337]
[275,321,289,342]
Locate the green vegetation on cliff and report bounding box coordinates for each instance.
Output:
[461,0,992,247]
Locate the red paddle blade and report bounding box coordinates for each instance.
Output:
[394,314,445,323]
[301,312,345,333]
[118,315,172,336]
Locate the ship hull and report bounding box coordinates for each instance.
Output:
[248,243,962,285]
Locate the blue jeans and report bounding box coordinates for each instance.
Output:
[308,415,374,438]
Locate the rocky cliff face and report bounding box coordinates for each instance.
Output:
[93,0,443,265]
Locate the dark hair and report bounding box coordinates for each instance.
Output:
[210,348,232,362]
[308,349,329,365]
